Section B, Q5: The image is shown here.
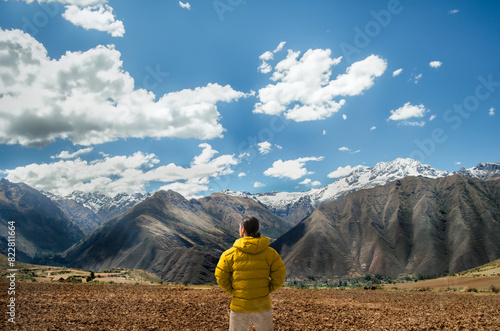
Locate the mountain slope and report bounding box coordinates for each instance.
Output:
[63,190,233,284]
[64,190,292,283]
[0,179,85,263]
[225,158,452,223]
[272,175,500,279]
[197,193,294,239]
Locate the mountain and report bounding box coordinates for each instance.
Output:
[197,193,294,239]
[45,195,103,236]
[45,190,152,234]
[225,158,452,223]
[271,175,500,279]
[57,190,151,221]
[457,162,500,180]
[0,179,85,263]
[63,190,290,284]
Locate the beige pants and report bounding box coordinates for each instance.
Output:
[229,308,273,331]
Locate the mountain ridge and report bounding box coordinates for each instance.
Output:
[271,174,500,279]
[224,159,500,223]
[63,190,291,284]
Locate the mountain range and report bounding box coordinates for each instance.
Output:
[1,159,499,284]
[271,174,500,279]
[63,190,291,284]
[0,179,85,263]
[224,159,500,223]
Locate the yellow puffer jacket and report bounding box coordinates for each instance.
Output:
[215,236,286,313]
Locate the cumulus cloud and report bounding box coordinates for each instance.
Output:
[388,103,428,120]
[370,126,376,131]
[3,143,238,198]
[489,107,495,116]
[0,28,247,147]
[338,147,350,152]
[327,165,366,179]
[51,147,93,159]
[254,48,387,122]
[429,61,442,68]
[299,178,321,187]
[238,172,246,177]
[258,41,286,74]
[62,4,125,37]
[393,68,403,77]
[263,156,324,180]
[254,181,265,188]
[449,9,459,14]
[14,0,124,36]
[257,141,272,155]
[179,1,191,10]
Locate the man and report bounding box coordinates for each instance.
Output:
[215,216,286,331]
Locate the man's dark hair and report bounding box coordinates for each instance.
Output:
[241,216,261,238]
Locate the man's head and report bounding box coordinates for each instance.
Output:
[240,216,261,238]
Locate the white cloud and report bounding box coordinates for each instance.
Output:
[4,143,238,198]
[388,102,429,121]
[62,4,125,37]
[179,1,191,10]
[327,165,366,179]
[449,9,459,14]
[413,73,422,84]
[370,126,376,131]
[238,172,246,177]
[393,68,403,77]
[429,114,436,121]
[322,130,326,135]
[299,178,321,187]
[15,0,124,36]
[263,156,324,180]
[299,178,311,185]
[258,41,286,74]
[257,141,272,155]
[455,161,462,165]
[342,114,347,120]
[429,61,442,68]
[51,147,94,159]
[254,49,387,122]
[254,181,265,188]
[338,147,350,152]
[489,107,495,116]
[0,28,247,147]
[273,41,286,53]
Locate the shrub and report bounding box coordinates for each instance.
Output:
[490,285,499,294]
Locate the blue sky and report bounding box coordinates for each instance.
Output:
[0,0,499,198]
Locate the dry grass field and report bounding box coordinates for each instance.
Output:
[1,282,499,330]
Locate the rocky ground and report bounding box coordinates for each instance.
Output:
[1,282,499,330]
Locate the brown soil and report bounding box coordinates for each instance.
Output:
[385,276,500,291]
[1,282,499,330]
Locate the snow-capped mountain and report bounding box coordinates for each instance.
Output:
[457,162,500,180]
[224,159,499,224]
[46,158,499,227]
[48,190,151,223]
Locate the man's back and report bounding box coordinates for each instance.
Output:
[215,236,286,313]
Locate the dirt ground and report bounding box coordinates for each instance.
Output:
[1,282,499,330]
[385,276,500,291]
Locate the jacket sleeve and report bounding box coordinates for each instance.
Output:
[269,249,286,293]
[214,251,233,295]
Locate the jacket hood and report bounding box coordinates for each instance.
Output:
[233,236,271,254]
